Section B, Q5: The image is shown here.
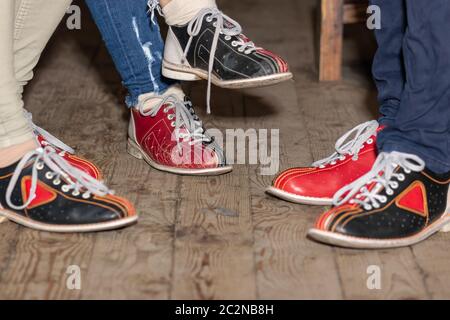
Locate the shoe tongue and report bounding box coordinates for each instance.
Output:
[138,85,185,112]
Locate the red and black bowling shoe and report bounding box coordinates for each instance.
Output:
[267,121,380,205]
[163,7,292,89]
[0,147,137,232]
[161,7,292,113]
[127,85,232,176]
[308,152,450,249]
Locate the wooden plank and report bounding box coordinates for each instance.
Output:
[170,85,257,300]
[409,233,450,299]
[320,0,344,81]
[334,249,430,299]
[343,3,368,24]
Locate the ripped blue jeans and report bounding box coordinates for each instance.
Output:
[85,0,173,107]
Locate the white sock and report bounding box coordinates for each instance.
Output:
[137,84,185,112]
[162,0,217,26]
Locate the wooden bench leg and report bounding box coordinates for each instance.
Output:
[319,0,344,81]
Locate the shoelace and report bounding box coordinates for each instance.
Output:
[333,151,425,209]
[6,147,111,210]
[312,120,379,168]
[184,8,258,114]
[148,1,258,114]
[138,94,212,152]
[24,111,75,154]
[147,0,163,24]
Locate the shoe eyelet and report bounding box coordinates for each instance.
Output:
[36,163,44,170]
[231,41,238,47]
[206,16,213,22]
[171,121,176,127]
[45,172,54,179]
[319,165,325,169]
[404,169,411,174]
[398,174,405,181]
[364,205,372,211]
[82,192,90,199]
[339,156,346,161]
[61,185,70,192]
[53,179,61,186]
[72,190,80,196]
[330,161,337,165]
[213,22,217,27]
[163,107,169,113]
[367,138,374,144]
[168,114,175,120]
[225,35,231,41]
[238,47,245,53]
[392,182,399,189]
[386,189,394,196]
[381,196,387,203]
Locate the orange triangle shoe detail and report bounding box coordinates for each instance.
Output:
[21,176,57,209]
[396,181,428,217]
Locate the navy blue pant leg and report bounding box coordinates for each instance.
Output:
[372,0,450,173]
[369,0,406,127]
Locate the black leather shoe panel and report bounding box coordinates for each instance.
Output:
[0,162,127,226]
[330,168,450,239]
[171,20,286,81]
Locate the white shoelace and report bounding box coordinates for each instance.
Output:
[147,0,163,24]
[312,120,379,168]
[6,147,111,210]
[138,94,212,152]
[24,111,75,154]
[333,152,425,209]
[184,8,258,114]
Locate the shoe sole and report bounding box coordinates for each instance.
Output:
[307,189,450,249]
[127,138,233,176]
[265,186,333,206]
[0,207,138,233]
[162,60,293,89]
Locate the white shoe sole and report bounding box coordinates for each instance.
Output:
[0,207,138,233]
[162,60,293,89]
[308,189,450,249]
[127,139,233,176]
[265,186,333,206]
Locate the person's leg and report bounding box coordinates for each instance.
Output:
[12,0,103,179]
[266,0,409,206]
[159,0,216,26]
[377,0,450,174]
[370,0,407,127]
[309,0,450,248]
[85,0,172,107]
[86,0,230,176]
[13,0,72,96]
[0,0,35,167]
[0,0,137,232]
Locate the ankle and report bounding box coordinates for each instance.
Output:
[137,85,185,112]
[0,139,38,168]
[162,0,217,26]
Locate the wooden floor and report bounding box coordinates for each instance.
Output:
[1,0,450,300]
